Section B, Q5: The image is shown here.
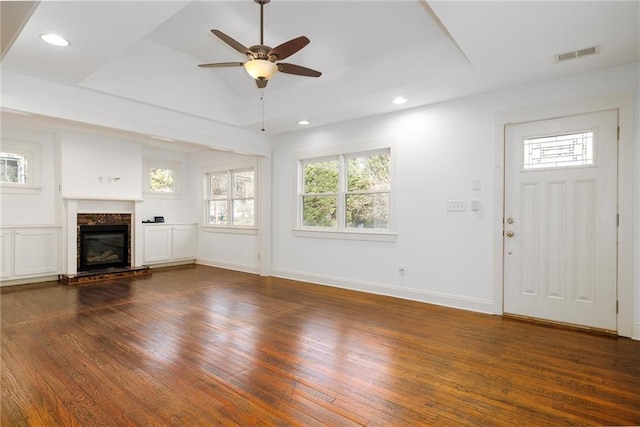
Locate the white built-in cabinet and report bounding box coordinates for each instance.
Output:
[142,223,197,265]
[0,227,61,282]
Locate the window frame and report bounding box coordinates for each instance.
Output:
[0,139,41,194]
[294,137,397,242]
[203,161,257,234]
[143,158,181,197]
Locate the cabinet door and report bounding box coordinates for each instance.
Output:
[14,229,60,276]
[171,225,197,260]
[143,226,172,263]
[0,231,14,278]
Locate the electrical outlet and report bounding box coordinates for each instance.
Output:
[446,200,466,212]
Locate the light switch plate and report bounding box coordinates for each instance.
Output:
[472,178,481,190]
[446,200,466,212]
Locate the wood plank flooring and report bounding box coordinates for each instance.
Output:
[2,265,639,426]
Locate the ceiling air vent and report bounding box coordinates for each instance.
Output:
[555,45,600,63]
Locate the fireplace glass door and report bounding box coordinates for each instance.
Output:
[79,224,129,271]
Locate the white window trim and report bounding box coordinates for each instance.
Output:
[0,139,41,194]
[202,160,258,234]
[143,158,181,198]
[293,137,397,242]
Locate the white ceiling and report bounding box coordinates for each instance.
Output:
[1,1,639,136]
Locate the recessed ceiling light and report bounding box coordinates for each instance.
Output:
[392,97,407,105]
[40,33,70,47]
[297,120,310,125]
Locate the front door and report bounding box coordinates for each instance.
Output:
[503,110,618,331]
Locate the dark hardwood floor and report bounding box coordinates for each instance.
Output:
[2,265,639,426]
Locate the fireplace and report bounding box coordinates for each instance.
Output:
[77,213,132,272]
[79,224,129,271]
[60,207,149,284]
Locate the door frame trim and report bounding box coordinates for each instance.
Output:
[493,92,634,337]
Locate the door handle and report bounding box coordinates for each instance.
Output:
[505,231,515,237]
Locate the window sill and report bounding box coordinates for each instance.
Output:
[0,186,42,195]
[143,192,182,199]
[293,228,397,242]
[201,226,258,235]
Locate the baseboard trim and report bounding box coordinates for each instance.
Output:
[145,260,195,269]
[271,268,493,314]
[196,259,259,275]
[0,275,59,287]
[633,323,640,341]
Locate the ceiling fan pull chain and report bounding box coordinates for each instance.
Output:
[261,89,266,132]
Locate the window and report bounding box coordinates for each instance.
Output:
[205,167,255,228]
[143,159,180,195]
[523,131,594,170]
[0,140,41,192]
[0,152,27,184]
[296,139,395,240]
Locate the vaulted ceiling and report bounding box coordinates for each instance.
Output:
[2,1,639,136]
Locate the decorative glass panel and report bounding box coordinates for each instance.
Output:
[149,168,174,192]
[0,152,27,184]
[302,195,337,227]
[346,193,389,229]
[208,200,227,225]
[523,132,593,170]
[303,159,338,194]
[347,153,390,192]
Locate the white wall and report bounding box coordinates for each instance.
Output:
[272,100,496,313]
[188,150,262,274]
[1,127,57,225]
[141,147,195,223]
[271,62,640,335]
[59,131,142,200]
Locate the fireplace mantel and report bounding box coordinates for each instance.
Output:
[63,196,144,202]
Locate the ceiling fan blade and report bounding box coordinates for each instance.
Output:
[277,63,322,78]
[211,29,251,56]
[256,79,268,89]
[198,62,244,68]
[269,36,310,61]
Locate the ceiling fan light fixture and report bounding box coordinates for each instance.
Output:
[244,59,278,80]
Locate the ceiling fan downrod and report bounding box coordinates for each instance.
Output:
[256,0,270,45]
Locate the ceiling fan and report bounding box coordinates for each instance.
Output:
[198,0,322,89]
